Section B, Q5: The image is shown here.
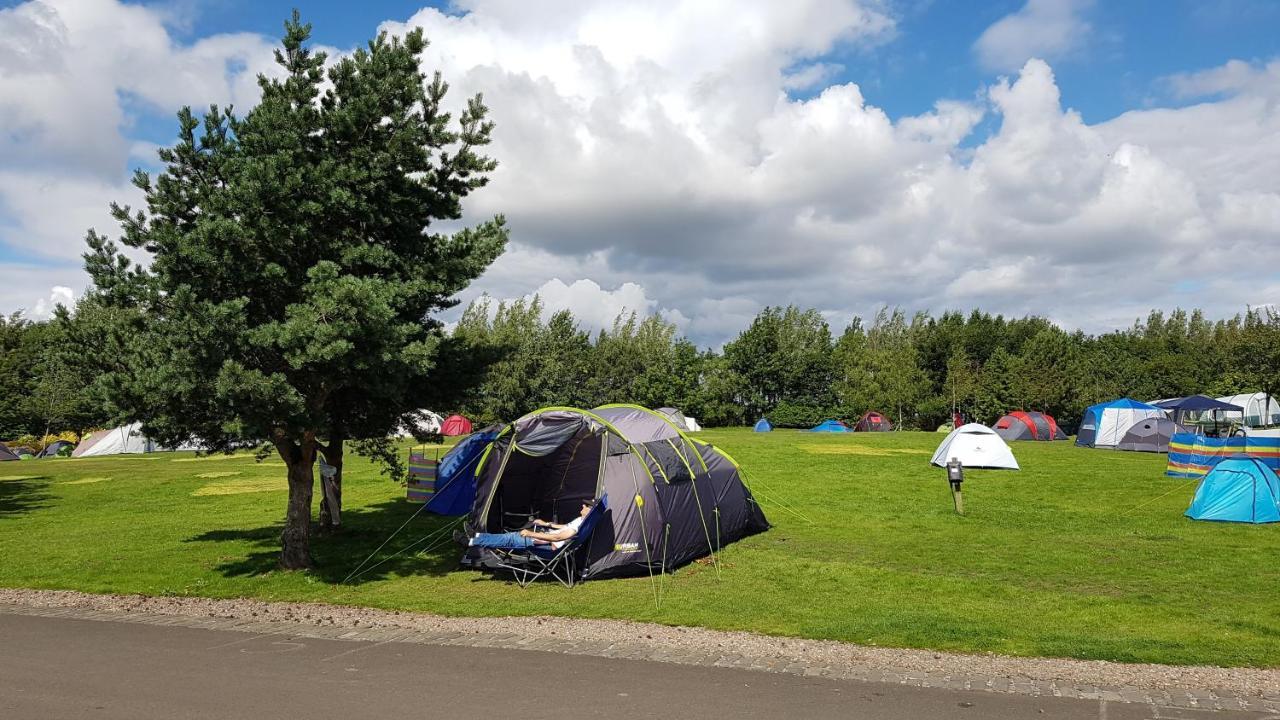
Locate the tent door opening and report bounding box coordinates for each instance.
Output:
[483,433,605,531]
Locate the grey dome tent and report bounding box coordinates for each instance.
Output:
[464,404,769,580]
[38,440,75,458]
[0,442,18,462]
[853,411,893,432]
[1115,417,1189,453]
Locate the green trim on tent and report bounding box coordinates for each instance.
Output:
[595,403,694,440]
[690,437,742,470]
[596,402,719,475]
[477,440,516,525]
[666,437,701,481]
[521,406,631,439]
[472,425,511,478]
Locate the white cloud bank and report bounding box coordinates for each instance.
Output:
[2,0,1279,346]
[973,0,1093,72]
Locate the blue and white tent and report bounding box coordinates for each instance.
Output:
[1076,398,1165,448]
[1185,454,1280,524]
[753,418,773,432]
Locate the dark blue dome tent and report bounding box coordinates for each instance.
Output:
[809,418,851,433]
[463,404,769,581]
[753,418,773,432]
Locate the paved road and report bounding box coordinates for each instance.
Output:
[0,613,1261,719]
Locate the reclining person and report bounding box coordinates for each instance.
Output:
[468,500,597,550]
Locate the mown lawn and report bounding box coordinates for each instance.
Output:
[1,429,1277,668]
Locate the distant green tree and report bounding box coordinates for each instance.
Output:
[694,352,746,426]
[723,306,834,422]
[1235,307,1280,425]
[833,317,872,414]
[1010,327,1075,414]
[942,348,979,421]
[0,313,36,437]
[80,15,507,568]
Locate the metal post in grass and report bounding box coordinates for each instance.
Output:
[946,457,965,515]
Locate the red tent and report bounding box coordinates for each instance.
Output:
[853,411,893,432]
[441,414,473,436]
[993,411,1066,441]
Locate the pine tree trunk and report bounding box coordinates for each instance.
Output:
[277,436,316,570]
[319,435,344,532]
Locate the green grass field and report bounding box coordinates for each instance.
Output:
[2,429,1277,668]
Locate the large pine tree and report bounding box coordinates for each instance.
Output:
[82,14,507,568]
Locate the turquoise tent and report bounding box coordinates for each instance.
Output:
[810,419,850,433]
[753,418,773,432]
[1185,455,1280,524]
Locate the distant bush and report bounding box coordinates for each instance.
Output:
[769,402,837,428]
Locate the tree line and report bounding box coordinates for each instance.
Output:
[6,301,1279,441]
[446,300,1280,432]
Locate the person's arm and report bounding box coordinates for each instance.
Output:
[532,518,565,529]
[519,526,575,542]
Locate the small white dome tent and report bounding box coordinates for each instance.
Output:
[930,423,1020,470]
[397,409,444,437]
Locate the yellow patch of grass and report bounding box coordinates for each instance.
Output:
[172,454,252,463]
[799,445,929,456]
[0,475,41,482]
[193,476,282,496]
[194,471,242,479]
[63,476,110,485]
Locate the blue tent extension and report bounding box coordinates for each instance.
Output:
[1075,398,1164,448]
[810,419,851,433]
[753,418,773,432]
[1185,454,1280,524]
[425,426,501,516]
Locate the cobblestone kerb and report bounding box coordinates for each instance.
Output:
[2,589,1277,714]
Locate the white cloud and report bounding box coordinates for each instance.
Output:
[2,0,1280,349]
[527,278,659,331]
[0,0,278,268]
[1165,59,1280,100]
[973,0,1093,72]
[31,285,75,319]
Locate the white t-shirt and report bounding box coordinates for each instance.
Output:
[549,515,586,549]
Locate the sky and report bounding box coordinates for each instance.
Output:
[2,0,1279,347]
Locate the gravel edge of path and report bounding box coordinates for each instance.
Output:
[2,587,1277,706]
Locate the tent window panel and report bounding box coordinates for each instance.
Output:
[640,441,693,483]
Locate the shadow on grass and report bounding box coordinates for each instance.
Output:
[0,475,52,519]
[186,499,466,584]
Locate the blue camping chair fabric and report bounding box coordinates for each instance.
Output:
[485,496,609,588]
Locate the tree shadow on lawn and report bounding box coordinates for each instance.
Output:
[0,475,52,519]
[186,499,466,584]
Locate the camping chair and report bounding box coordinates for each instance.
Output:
[485,496,608,589]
